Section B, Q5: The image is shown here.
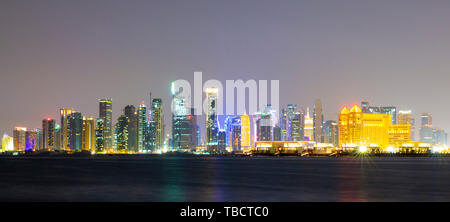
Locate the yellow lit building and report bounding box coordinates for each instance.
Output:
[13,127,27,152]
[2,134,14,152]
[339,105,411,151]
[388,124,411,147]
[304,108,314,140]
[398,110,414,141]
[241,114,250,148]
[82,117,96,153]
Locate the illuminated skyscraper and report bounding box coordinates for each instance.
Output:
[124,105,138,153]
[13,127,27,152]
[279,108,287,141]
[313,99,324,142]
[68,112,83,151]
[420,112,433,143]
[231,116,241,151]
[286,104,297,141]
[152,98,164,152]
[205,88,219,152]
[257,111,272,141]
[273,125,282,141]
[25,129,38,152]
[241,114,250,148]
[95,118,105,153]
[434,128,448,145]
[218,130,227,153]
[115,115,129,153]
[361,102,397,124]
[137,103,147,152]
[42,118,55,151]
[82,117,96,153]
[291,111,304,141]
[323,120,338,147]
[60,108,75,151]
[304,108,314,141]
[1,134,13,152]
[398,110,415,141]
[99,99,113,152]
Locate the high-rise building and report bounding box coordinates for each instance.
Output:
[286,104,297,141]
[304,108,314,141]
[398,110,415,141]
[279,108,287,141]
[124,105,138,153]
[115,115,129,153]
[241,114,250,148]
[231,116,241,151]
[95,118,105,153]
[273,125,282,141]
[218,130,227,153]
[25,129,38,152]
[137,103,147,152]
[99,99,113,152]
[361,102,397,124]
[205,88,219,152]
[420,113,433,143]
[13,127,27,152]
[257,110,272,141]
[1,134,14,152]
[60,108,75,151]
[323,120,338,147]
[291,111,304,141]
[152,98,164,152]
[313,99,324,142]
[434,128,448,145]
[68,112,83,151]
[42,118,55,151]
[82,117,96,153]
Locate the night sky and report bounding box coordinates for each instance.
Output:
[1,0,450,137]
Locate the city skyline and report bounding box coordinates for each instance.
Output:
[2,0,450,137]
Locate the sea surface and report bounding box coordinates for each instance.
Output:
[1,155,450,202]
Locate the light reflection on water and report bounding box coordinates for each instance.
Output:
[1,156,450,201]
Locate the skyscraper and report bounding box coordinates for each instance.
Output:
[420,112,433,143]
[398,110,415,141]
[124,105,138,153]
[95,118,105,153]
[286,104,297,141]
[137,103,147,152]
[68,112,83,151]
[313,99,324,142]
[304,108,314,141]
[25,129,38,152]
[152,98,164,152]
[60,108,75,151]
[99,99,113,152]
[323,120,338,147]
[13,127,27,152]
[291,111,304,141]
[42,118,55,151]
[231,116,242,151]
[82,117,96,153]
[1,134,14,152]
[115,115,129,153]
[240,114,250,149]
[205,88,219,152]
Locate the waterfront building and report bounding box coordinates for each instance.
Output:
[398,110,415,141]
[218,130,227,153]
[313,99,324,142]
[273,125,282,141]
[286,104,297,141]
[323,120,338,147]
[124,105,138,153]
[42,118,56,151]
[339,105,411,151]
[291,111,304,141]
[137,103,147,152]
[304,108,314,141]
[1,134,14,152]
[13,127,27,152]
[25,129,38,152]
[205,88,219,152]
[241,114,251,149]
[95,118,105,153]
[115,115,129,153]
[231,116,241,151]
[152,98,164,152]
[68,112,83,151]
[82,117,96,153]
[60,108,75,151]
[99,99,113,152]
[361,102,397,124]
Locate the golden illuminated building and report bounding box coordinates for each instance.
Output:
[398,110,415,141]
[339,105,411,150]
[60,108,75,151]
[241,114,250,148]
[304,108,314,141]
[82,117,96,153]
[13,127,27,151]
[1,134,14,152]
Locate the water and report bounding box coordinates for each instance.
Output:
[1,156,450,202]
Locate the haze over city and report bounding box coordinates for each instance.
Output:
[1,0,450,136]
